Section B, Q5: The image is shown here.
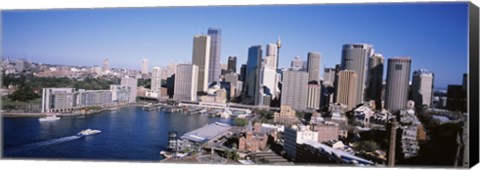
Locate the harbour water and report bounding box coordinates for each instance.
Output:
[2,107,231,161]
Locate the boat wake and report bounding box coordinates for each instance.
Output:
[4,135,82,156]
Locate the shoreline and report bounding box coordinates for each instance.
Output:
[1,104,142,118]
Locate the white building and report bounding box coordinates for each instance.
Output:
[283,125,318,160]
[41,88,76,113]
[141,58,149,74]
[174,64,199,101]
[412,69,434,108]
[265,43,278,69]
[281,70,308,111]
[151,66,162,93]
[307,83,321,110]
[121,77,138,103]
[110,85,130,104]
[41,88,112,113]
[259,67,278,99]
[291,56,304,70]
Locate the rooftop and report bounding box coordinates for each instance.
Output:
[181,122,232,143]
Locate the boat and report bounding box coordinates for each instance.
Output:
[39,114,60,121]
[160,151,172,158]
[77,129,102,137]
[220,108,232,119]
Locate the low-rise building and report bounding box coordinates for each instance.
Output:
[239,122,268,153]
[296,140,374,166]
[42,88,113,113]
[283,124,318,160]
[273,105,298,125]
[313,121,339,143]
[397,109,422,159]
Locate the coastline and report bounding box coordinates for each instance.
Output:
[1,104,143,118]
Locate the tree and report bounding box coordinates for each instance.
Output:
[233,118,248,126]
[224,150,233,159]
[355,140,380,152]
[232,150,239,161]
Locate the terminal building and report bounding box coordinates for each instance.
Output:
[180,122,232,149]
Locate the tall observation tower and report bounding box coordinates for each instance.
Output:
[276,36,282,69]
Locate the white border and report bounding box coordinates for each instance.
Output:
[0,0,470,10]
[0,1,476,170]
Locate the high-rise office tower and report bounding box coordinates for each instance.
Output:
[265,43,279,69]
[281,70,308,111]
[307,82,321,110]
[166,63,177,78]
[151,67,162,93]
[207,28,221,83]
[192,35,211,92]
[307,52,321,83]
[411,69,434,108]
[260,66,278,99]
[239,64,247,82]
[227,56,237,73]
[244,45,262,105]
[385,57,412,111]
[366,53,384,110]
[102,58,109,73]
[174,64,198,101]
[341,44,374,105]
[335,70,358,110]
[323,67,336,86]
[121,77,138,103]
[261,43,281,99]
[291,56,304,70]
[141,58,149,74]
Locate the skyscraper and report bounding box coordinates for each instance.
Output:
[240,64,247,82]
[291,56,304,70]
[227,56,237,73]
[385,57,412,111]
[307,52,321,83]
[121,77,138,103]
[265,43,279,69]
[281,70,308,111]
[166,63,177,78]
[174,64,198,101]
[323,67,336,86]
[411,69,434,108]
[141,58,149,74]
[244,45,262,105]
[335,70,358,110]
[366,53,384,110]
[341,44,374,105]
[307,82,321,110]
[192,35,211,92]
[102,58,109,73]
[260,65,278,99]
[207,28,221,83]
[151,67,162,93]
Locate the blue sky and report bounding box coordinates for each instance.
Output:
[2,2,468,89]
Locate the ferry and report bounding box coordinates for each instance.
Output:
[77,129,102,137]
[39,114,60,122]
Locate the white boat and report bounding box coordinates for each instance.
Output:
[220,108,232,119]
[39,114,60,121]
[77,129,102,137]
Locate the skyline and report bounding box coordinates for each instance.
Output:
[2,2,469,88]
